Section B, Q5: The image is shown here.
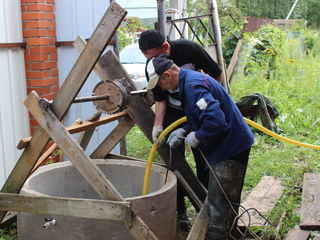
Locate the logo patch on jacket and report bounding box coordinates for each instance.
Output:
[196,98,207,110]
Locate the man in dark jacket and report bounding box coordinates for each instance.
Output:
[146,54,254,239]
[139,30,222,228]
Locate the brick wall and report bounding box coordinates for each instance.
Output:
[21,0,58,135]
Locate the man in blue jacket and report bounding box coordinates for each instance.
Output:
[146,54,254,239]
[139,30,222,229]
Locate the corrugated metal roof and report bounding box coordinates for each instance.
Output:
[116,0,157,19]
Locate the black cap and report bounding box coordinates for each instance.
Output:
[138,30,165,51]
[146,54,173,89]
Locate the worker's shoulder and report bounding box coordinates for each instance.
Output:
[171,38,200,48]
[183,69,206,86]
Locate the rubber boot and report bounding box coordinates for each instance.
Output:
[205,159,248,240]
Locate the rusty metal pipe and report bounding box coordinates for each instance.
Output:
[72,94,110,103]
[38,94,110,109]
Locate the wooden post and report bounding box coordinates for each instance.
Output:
[17,110,128,149]
[77,112,102,150]
[0,193,131,221]
[186,199,209,240]
[209,0,229,91]
[91,116,135,159]
[0,1,127,222]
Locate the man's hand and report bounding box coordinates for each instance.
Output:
[167,128,186,148]
[152,126,164,144]
[185,132,200,148]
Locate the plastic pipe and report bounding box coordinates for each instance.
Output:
[244,117,320,150]
[142,116,320,195]
[142,117,187,195]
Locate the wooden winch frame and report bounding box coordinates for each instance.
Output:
[0,2,207,240]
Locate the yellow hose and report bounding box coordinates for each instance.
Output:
[142,116,320,195]
[244,117,320,150]
[142,117,187,195]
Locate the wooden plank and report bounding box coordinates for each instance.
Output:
[0,3,127,224]
[0,193,130,221]
[73,36,108,81]
[25,91,158,240]
[91,116,134,159]
[78,112,102,150]
[284,229,310,240]
[300,173,320,230]
[174,170,204,210]
[226,39,243,83]
[56,39,116,47]
[17,110,128,149]
[238,176,284,227]
[31,120,83,173]
[25,91,124,201]
[101,50,207,210]
[31,143,57,173]
[186,199,209,240]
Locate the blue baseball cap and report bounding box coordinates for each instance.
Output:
[146,54,173,89]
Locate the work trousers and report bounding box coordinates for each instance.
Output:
[164,107,209,216]
[206,148,251,240]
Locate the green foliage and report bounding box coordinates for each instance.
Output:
[187,0,245,64]
[117,16,149,51]
[125,26,320,239]
[240,25,285,78]
[231,26,320,238]
[236,0,320,28]
[0,228,17,240]
[301,29,320,56]
[126,126,162,163]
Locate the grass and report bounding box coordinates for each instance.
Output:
[0,227,17,240]
[228,28,320,238]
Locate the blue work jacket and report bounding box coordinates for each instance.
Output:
[179,68,254,165]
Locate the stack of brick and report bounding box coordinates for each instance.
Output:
[21,0,58,135]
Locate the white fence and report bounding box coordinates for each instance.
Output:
[55,0,120,156]
[0,0,29,187]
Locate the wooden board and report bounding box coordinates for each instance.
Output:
[227,39,243,83]
[0,2,127,223]
[77,112,102,150]
[91,116,134,159]
[174,170,204,210]
[0,193,130,221]
[17,110,128,149]
[300,173,320,230]
[186,199,209,240]
[238,176,284,227]
[284,229,310,240]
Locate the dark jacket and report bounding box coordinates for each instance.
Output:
[179,68,254,164]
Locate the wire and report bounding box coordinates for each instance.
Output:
[197,148,262,240]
